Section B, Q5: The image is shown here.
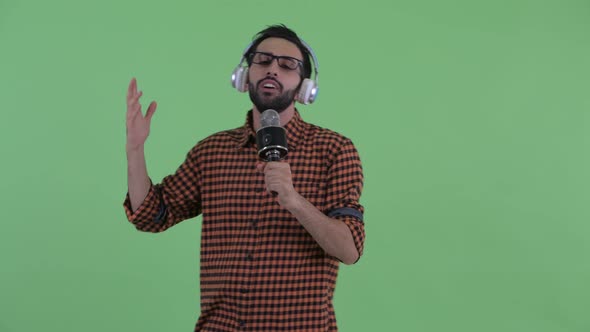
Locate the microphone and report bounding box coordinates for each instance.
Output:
[256,109,288,161]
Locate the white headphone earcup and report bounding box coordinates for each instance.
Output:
[296,78,318,104]
[231,67,248,93]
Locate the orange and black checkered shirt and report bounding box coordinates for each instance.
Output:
[124,110,365,331]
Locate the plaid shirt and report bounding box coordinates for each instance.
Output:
[124,110,365,331]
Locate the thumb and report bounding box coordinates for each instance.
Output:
[256,161,266,173]
[145,101,157,121]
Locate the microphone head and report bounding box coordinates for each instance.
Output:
[256,109,288,161]
[260,109,280,129]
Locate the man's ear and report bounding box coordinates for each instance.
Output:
[295,76,304,92]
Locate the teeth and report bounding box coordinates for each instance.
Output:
[263,83,275,88]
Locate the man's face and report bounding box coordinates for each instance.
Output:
[247,37,304,113]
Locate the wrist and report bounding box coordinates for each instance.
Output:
[282,190,306,212]
[126,144,145,157]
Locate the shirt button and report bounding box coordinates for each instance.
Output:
[245,253,253,261]
[239,320,246,328]
[240,288,249,294]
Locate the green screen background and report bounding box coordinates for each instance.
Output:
[1,0,589,331]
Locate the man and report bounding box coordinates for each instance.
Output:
[124,24,365,331]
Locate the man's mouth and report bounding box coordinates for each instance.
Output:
[259,79,281,92]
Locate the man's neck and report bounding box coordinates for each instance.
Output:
[252,104,296,131]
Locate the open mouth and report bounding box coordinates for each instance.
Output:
[259,79,281,92]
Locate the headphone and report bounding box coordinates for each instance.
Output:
[231,39,320,105]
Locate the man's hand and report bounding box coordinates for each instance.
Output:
[257,161,299,208]
[257,161,360,263]
[126,78,157,151]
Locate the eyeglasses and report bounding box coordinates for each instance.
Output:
[249,52,303,71]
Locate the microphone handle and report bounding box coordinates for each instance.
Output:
[266,150,280,196]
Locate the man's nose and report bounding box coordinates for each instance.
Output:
[266,58,281,75]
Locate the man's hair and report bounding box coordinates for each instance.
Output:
[245,24,313,79]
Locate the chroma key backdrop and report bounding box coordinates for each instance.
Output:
[1,0,589,331]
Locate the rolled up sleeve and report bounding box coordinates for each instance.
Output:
[324,138,365,261]
[122,147,202,233]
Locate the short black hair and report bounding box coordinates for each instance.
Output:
[245,24,313,79]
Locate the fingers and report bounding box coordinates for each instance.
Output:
[256,161,266,173]
[127,91,143,121]
[127,78,141,108]
[127,77,136,99]
[126,78,144,119]
[127,89,142,106]
[259,162,292,194]
[263,162,290,173]
[127,77,142,105]
[128,91,142,107]
[145,101,157,121]
[257,161,291,174]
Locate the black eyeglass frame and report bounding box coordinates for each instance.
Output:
[248,51,304,71]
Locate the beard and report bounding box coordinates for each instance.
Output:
[249,79,297,114]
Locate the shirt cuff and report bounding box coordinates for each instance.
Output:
[123,184,163,223]
[330,213,365,264]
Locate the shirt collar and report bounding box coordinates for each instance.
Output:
[237,109,307,151]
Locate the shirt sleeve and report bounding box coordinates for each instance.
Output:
[324,137,366,262]
[123,148,202,233]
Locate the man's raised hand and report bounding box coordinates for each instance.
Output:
[126,78,157,151]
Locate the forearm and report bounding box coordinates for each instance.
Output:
[127,146,151,212]
[286,194,359,265]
